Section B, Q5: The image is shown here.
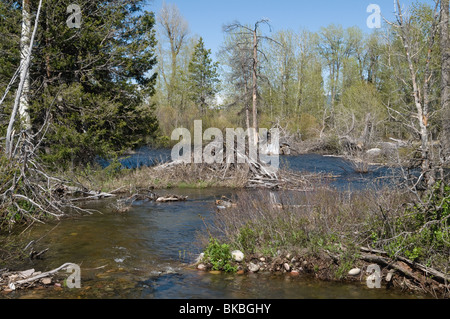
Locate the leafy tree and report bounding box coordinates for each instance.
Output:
[187,37,220,114]
[156,2,190,108]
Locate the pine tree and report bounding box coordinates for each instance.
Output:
[187,37,219,114]
[0,0,160,166]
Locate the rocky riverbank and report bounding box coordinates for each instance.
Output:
[194,249,447,298]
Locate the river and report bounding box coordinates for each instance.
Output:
[0,150,426,299]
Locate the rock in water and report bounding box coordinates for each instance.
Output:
[197,264,207,271]
[348,268,361,276]
[231,250,245,262]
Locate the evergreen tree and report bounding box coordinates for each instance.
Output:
[0,0,159,166]
[187,37,219,114]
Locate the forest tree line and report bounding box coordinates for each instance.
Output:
[155,2,448,162]
[0,0,449,175]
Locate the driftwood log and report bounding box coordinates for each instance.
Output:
[360,247,450,285]
[2,263,77,291]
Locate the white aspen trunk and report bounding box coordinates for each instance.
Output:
[19,0,31,129]
[5,0,42,156]
[395,0,436,186]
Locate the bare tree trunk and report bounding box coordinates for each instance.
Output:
[19,0,31,129]
[244,80,250,131]
[441,0,450,160]
[223,19,274,146]
[252,28,259,145]
[395,0,438,187]
[5,0,43,156]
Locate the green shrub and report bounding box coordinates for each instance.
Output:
[370,182,450,264]
[203,238,237,273]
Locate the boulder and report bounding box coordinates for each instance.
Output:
[231,250,245,262]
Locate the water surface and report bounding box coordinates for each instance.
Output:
[0,152,425,299]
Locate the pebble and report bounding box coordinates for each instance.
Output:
[41,278,52,285]
[283,263,291,272]
[348,268,361,276]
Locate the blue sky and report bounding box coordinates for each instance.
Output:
[147,0,430,58]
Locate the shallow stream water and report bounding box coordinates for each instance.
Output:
[1,152,426,299]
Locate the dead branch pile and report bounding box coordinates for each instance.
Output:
[0,263,77,292]
[0,131,97,230]
[152,144,314,190]
[359,247,450,297]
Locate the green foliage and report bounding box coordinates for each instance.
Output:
[235,213,309,257]
[369,182,450,263]
[0,1,159,167]
[33,83,158,167]
[203,238,237,273]
[298,113,321,140]
[337,81,386,138]
[0,1,20,92]
[237,224,259,253]
[186,37,220,113]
